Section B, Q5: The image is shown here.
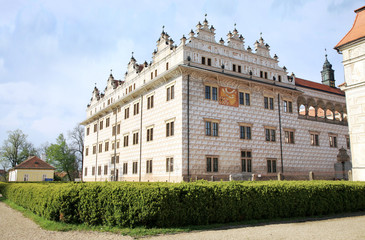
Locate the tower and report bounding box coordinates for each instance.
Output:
[321,53,335,87]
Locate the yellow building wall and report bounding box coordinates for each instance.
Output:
[16,169,54,182]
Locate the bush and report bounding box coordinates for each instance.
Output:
[0,181,364,228]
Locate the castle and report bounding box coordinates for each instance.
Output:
[81,18,349,182]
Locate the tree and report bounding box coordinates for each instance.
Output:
[0,129,38,168]
[68,124,84,180]
[45,134,78,181]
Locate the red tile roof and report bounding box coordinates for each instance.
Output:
[335,6,365,49]
[295,78,345,96]
[14,156,55,170]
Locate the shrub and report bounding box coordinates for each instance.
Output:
[0,181,364,228]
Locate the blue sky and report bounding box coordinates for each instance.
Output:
[0,0,363,147]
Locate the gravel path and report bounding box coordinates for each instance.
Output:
[1,200,365,240]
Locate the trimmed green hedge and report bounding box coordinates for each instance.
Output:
[0,181,364,227]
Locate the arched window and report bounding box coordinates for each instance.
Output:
[326,109,334,120]
[299,104,306,115]
[334,111,342,121]
[308,106,316,117]
[317,107,325,118]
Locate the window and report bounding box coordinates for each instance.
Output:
[207,58,211,66]
[94,124,97,133]
[93,145,96,154]
[205,86,218,100]
[147,127,153,142]
[123,135,129,147]
[123,163,128,174]
[125,107,129,119]
[84,167,88,176]
[278,75,282,82]
[42,174,47,181]
[265,128,276,142]
[346,136,350,149]
[146,159,153,173]
[285,130,295,144]
[233,64,236,72]
[284,101,293,113]
[104,165,108,175]
[166,121,174,137]
[92,166,95,176]
[133,162,138,174]
[238,65,242,73]
[133,132,139,145]
[147,95,154,109]
[155,69,157,77]
[98,143,102,153]
[166,157,174,172]
[98,166,102,175]
[206,156,218,172]
[105,142,109,151]
[260,71,263,78]
[111,156,119,164]
[85,147,89,156]
[112,125,116,136]
[167,85,175,101]
[134,102,139,115]
[24,174,29,181]
[100,120,103,130]
[240,126,252,140]
[166,62,169,70]
[202,56,206,65]
[241,151,252,172]
[267,159,277,173]
[239,92,250,106]
[86,127,90,136]
[264,97,274,110]
[310,133,319,146]
[106,117,110,127]
[129,85,132,92]
[264,72,268,79]
[116,141,120,149]
[205,121,219,137]
[151,72,153,79]
[329,135,338,148]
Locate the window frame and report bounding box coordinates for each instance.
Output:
[241,150,252,172]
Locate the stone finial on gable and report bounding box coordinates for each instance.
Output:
[194,14,216,42]
[254,33,271,57]
[226,24,245,50]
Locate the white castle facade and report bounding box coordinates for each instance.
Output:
[81,18,349,182]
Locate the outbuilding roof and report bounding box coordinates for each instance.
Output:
[295,78,345,96]
[335,5,365,49]
[13,156,55,170]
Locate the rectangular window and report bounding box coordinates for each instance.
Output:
[98,166,102,175]
[245,93,250,106]
[147,95,154,109]
[278,75,282,82]
[133,132,139,145]
[151,72,153,79]
[146,159,153,173]
[264,97,274,110]
[212,87,217,101]
[239,92,250,106]
[84,167,88,176]
[213,122,219,136]
[238,65,242,73]
[241,151,252,172]
[112,125,116,136]
[284,100,293,113]
[264,72,268,79]
[85,147,89,156]
[92,166,95,176]
[100,120,103,130]
[205,121,211,136]
[42,174,47,181]
[166,157,174,172]
[147,127,153,142]
[329,135,338,148]
[205,121,219,136]
[123,163,128,175]
[117,124,120,135]
[87,127,90,136]
[166,121,174,137]
[155,69,157,77]
[202,57,206,65]
[260,71,263,78]
[239,92,244,105]
[207,58,211,66]
[240,126,252,140]
[270,97,274,110]
[311,133,320,146]
[134,102,139,115]
[206,157,218,172]
[285,130,295,144]
[106,117,110,127]
[167,85,175,101]
[104,165,108,175]
[267,159,277,173]
[205,86,211,99]
[233,64,236,72]
[94,124,97,133]
[98,143,102,153]
[166,62,169,70]
[93,145,96,154]
[133,162,138,174]
[125,107,129,119]
[205,86,217,101]
[123,135,129,147]
[265,128,276,142]
[346,136,350,149]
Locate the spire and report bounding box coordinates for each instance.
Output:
[321,49,336,88]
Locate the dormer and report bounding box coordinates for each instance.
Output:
[127,53,137,74]
[254,35,271,58]
[90,86,100,106]
[195,17,216,43]
[227,27,245,50]
[156,27,172,52]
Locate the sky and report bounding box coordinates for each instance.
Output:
[0,0,363,148]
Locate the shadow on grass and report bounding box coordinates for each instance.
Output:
[0,194,364,238]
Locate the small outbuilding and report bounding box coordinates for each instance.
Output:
[8,156,55,182]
